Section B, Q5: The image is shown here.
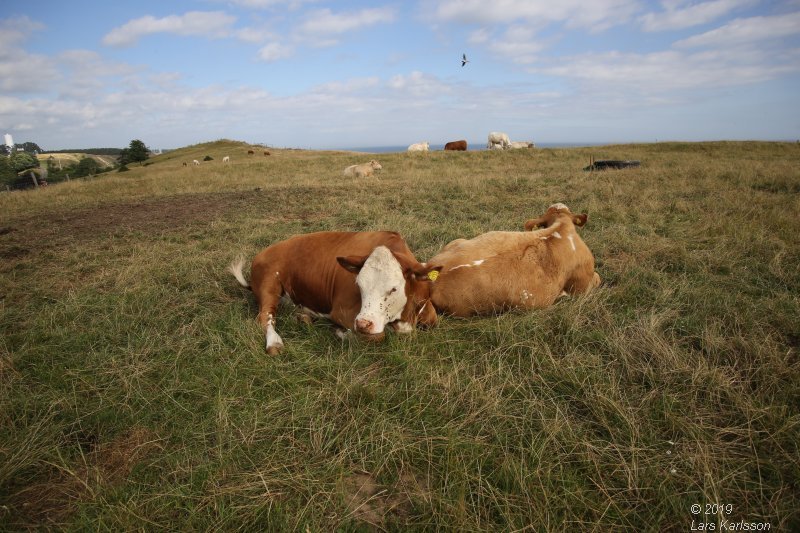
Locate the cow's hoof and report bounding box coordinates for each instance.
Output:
[296,313,313,325]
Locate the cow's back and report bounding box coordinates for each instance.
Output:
[429,231,576,316]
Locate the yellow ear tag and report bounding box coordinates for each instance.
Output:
[427,270,439,282]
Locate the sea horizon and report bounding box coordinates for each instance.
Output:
[331,142,612,153]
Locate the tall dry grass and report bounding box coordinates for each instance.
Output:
[1,140,798,530]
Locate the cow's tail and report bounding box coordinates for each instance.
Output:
[228,256,251,289]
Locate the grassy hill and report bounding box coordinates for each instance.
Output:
[1,140,798,530]
[36,152,119,169]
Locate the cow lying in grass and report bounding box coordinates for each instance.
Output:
[428,203,601,316]
[230,231,441,354]
[344,160,382,178]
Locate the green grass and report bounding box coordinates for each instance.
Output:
[1,140,798,530]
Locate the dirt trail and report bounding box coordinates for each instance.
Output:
[0,186,344,262]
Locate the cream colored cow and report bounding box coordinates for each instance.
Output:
[343,160,383,178]
[428,203,601,316]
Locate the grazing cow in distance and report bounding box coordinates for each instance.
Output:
[229,231,442,354]
[344,160,382,178]
[487,131,511,150]
[509,141,535,149]
[247,149,255,155]
[444,140,468,151]
[428,203,601,317]
[264,150,271,156]
[192,159,200,166]
[182,162,188,167]
[222,156,230,163]
[407,142,430,152]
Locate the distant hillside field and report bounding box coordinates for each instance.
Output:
[1,140,798,531]
[36,152,118,168]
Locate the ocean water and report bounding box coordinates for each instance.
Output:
[337,142,601,153]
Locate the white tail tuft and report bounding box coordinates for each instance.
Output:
[228,256,250,289]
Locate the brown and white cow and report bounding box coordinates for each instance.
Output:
[229,231,441,354]
[428,203,601,317]
[444,140,468,151]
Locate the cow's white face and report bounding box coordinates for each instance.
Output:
[354,246,407,336]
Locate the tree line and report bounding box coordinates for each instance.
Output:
[1,139,151,188]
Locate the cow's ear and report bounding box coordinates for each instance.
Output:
[411,264,443,282]
[524,217,546,231]
[572,213,588,227]
[337,255,368,274]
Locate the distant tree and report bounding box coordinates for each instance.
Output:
[19,141,43,154]
[119,139,149,166]
[74,157,99,177]
[0,157,16,186]
[10,152,39,173]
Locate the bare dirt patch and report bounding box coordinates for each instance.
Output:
[340,469,430,530]
[4,426,162,528]
[0,190,267,262]
[0,187,339,261]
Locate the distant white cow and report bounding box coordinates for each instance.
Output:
[344,160,383,178]
[192,159,200,166]
[487,132,511,150]
[407,142,430,152]
[509,141,535,149]
[222,156,230,163]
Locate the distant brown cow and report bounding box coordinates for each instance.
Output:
[444,140,468,151]
[264,151,271,156]
[247,149,255,155]
[182,162,187,167]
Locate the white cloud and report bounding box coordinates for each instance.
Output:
[674,12,800,48]
[483,25,545,64]
[0,15,44,49]
[535,47,800,94]
[430,0,641,30]
[225,0,318,8]
[297,7,397,46]
[257,42,294,61]
[311,77,380,94]
[468,28,491,44]
[640,0,757,32]
[0,17,59,93]
[387,71,451,98]
[236,26,278,43]
[102,11,237,47]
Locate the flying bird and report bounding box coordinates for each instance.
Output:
[461,53,469,67]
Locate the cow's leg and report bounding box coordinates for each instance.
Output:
[565,270,602,295]
[389,321,414,334]
[255,280,285,355]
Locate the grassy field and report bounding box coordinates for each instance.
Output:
[35,153,118,169]
[1,139,798,530]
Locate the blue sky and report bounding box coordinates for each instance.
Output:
[1,0,799,150]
